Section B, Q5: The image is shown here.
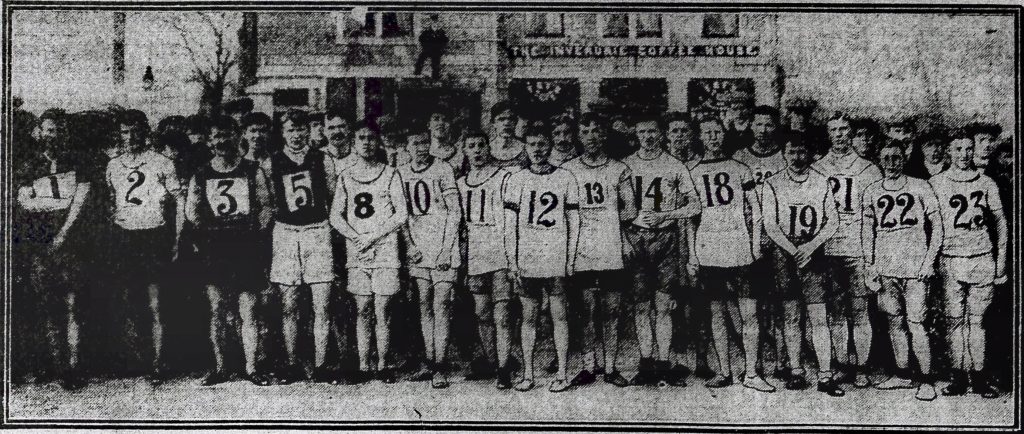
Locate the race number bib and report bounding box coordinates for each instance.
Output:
[525,190,560,229]
[283,171,313,212]
[32,171,77,199]
[205,177,251,217]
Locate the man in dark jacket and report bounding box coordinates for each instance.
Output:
[414,14,448,79]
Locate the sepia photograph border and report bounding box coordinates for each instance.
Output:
[1,0,1021,430]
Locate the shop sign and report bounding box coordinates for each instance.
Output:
[508,44,759,59]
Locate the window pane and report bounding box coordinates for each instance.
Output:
[702,13,739,38]
[528,13,564,37]
[603,14,629,38]
[636,14,662,38]
[381,12,413,38]
[346,12,375,38]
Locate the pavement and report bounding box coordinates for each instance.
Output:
[7,369,1015,428]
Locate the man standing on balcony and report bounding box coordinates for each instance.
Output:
[414,14,448,80]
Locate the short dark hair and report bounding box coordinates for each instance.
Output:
[157,115,187,134]
[158,130,192,154]
[459,129,489,145]
[352,119,381,136]
[324,110,351,124]
[632,114,662,130]
[663,111,691,127]
[550,114,574,129]
[185,114,208,134]
[39,108,67,125]
[877,140,906,157]
[120,109,150,132]
[280,109,309,128]
[782,132,810,151]
[851,117,881,134]
[522,124,550,141]
[208,115,239,135]
[490,101,514,120]
[308,111,325,124]
[405,129,429,142]
[966,122,1002,138]
[917,127,948,148]
[578,112,608,130]
[948,128,974,143]
[240,112,272,129]
[827,111,854,125]
[697,116,725,132]
[751,105,780,124]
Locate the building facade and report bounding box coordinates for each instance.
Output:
[249,11,782,130]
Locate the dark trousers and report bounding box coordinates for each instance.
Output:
[414,51,442,79]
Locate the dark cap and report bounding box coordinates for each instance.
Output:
[489,101,515,120]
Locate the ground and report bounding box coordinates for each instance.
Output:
[7,369,1015,428]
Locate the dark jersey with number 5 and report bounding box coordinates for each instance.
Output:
[930,170,1003,257]
[192,159,259,231]
[268,149,331,225]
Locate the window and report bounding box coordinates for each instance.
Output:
[336,11,414,40]
[601,13,662,39]
[527,13,565,38]
[603,14,629,38]
[381,12,413,38]
[702,14,739,38]
[635,14,662,38]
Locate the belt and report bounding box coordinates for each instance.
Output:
[274,220,330,232]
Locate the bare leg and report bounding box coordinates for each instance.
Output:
[493,300,513,368]
[65,292,80,369]
[238,292,260,374]
[473,293,497,364]
[602,292,622,370]
[807,303,833,376]
[279,284,301,365]
[375,294,394,371]
[783,300,803,372]
[310,282,333,368]
[206,285,226,372]
[580,289,598,370]
[655,291,675,362]
[433,281,454,364]
[520,297,540,380]
[738,298,761,377]
[354,295,374,371]
[709,300,733,377]
[887,315,911,370]
[635,300,655,359]
[850,296,873,367]
[548,294,570,381]
[415,278,435,364]
[147,283,163,369]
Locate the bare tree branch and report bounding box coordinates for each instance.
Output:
[160,11,240,112]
